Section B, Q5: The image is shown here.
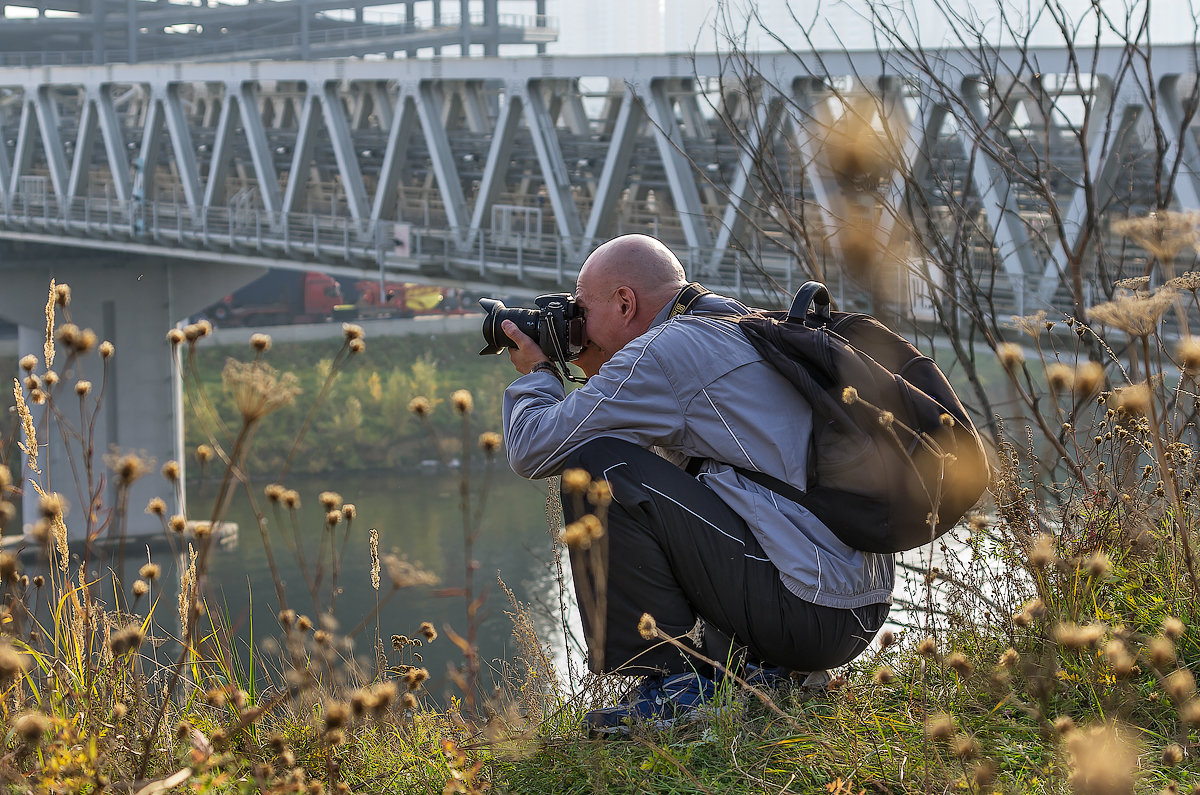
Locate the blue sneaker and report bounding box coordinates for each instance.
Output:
[584,671,717,736]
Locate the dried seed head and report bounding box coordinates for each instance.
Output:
[167,328,185,346]
[264,483,285,502]
[917,637,938,657]
[842,386,858,404]
[0,553,18,581]
[323,702,349,730]
[196,444,215,464]
[319,491,343,511]
[1047,363,1075,392]
[401,692,417,711]
[587,480,613,507]
[99,340,114,359]
[1162,616,1186,640]
[0,642,29,679]
[32,576,44,588]
[56,323,79,348]
[38,492,67,519]
[282,490,301,509]
[1088,287,1178,337]
[1165,669,1197,703]
[924,712,955,741]
[1074,361,1105,396]
[108,624,145,656]
[75,380,91,397]
[314,630,332,646]
[250,333,272,352]
[106,451,151,486]
[1181,699,1200,724]
[1055,716,1076,734]
[1113,383,1151,416]
[1086,551,1112,578]
[638,613,658,640]
[192,522,212,539]
[562,469,591,495]
[348,338,365,354]
[140,563,161,581]
[132,580,148,597]
[168,515,186,533]
[1179,337,1200,373]
[325,510,342,526]
[951,734,979,760]
[19,354,36,372]
[451,389,474,414]
[407,396,431,417]
[296,615,313,631]
[1148,635,1177,669]
[1054,622,1106,650]
[478,431,502,454]
[999,648,1020,668]
[342,323,364,341]
[971,760,996,789]
[878,629,896,650]
[873,666,895,685]
[15,711,51,742]
[1065,722,1138,795]
[419,621,437,642]
[946,652,974,677]
[1163,744,1184,765]
[222,359,302,422]
[878,410,895,428]
[341,503,356,520]
[145,497,167,516]
[1029,534,1057,568]
[997,342,1024,369]
[1105,639,1136,677]
[402,667,429,690]
[42,370,58,387]
[161,460,180,482]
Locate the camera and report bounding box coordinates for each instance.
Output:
[478,293,586,364]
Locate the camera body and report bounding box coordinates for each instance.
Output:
[478,293,586,363]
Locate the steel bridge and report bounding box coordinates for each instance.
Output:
[3,45,1200,537]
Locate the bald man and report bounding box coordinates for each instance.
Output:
[502,234,893,735]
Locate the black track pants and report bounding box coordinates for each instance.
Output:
[562,438,889,676]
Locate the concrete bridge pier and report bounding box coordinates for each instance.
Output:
[0,252,266,540]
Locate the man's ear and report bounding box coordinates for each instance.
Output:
[615,286,636,321]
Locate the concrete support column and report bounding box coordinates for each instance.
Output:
[0,254,265,540]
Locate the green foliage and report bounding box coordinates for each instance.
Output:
[183,333,513,475]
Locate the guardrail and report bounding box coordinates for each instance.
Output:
[0,13,558,66]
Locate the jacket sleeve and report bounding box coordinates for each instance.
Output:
[503,337,686,479]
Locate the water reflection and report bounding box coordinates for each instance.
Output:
[178,465,577,701]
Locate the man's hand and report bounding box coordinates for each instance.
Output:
[501,320,550,375]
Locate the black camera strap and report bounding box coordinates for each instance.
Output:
[667,283,711,319]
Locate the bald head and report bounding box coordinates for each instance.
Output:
[578,234,688,310]
[570,235,690,378]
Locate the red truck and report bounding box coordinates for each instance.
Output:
[204,271,345,327]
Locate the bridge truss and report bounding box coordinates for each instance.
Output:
[1,48,1199,316]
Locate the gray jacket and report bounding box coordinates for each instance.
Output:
[503,290,894,609]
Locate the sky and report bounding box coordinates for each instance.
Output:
[544,0,1200,56]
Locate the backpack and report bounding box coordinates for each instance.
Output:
[718,281,991,554]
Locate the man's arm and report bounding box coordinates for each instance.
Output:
[503,327,686,480]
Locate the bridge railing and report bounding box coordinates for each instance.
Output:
[0,188,1086,325]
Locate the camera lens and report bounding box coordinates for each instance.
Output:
[478,298,543,355]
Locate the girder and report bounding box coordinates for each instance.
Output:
[0,48,1198,315]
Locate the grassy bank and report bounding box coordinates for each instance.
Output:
[1,279,1199,793]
